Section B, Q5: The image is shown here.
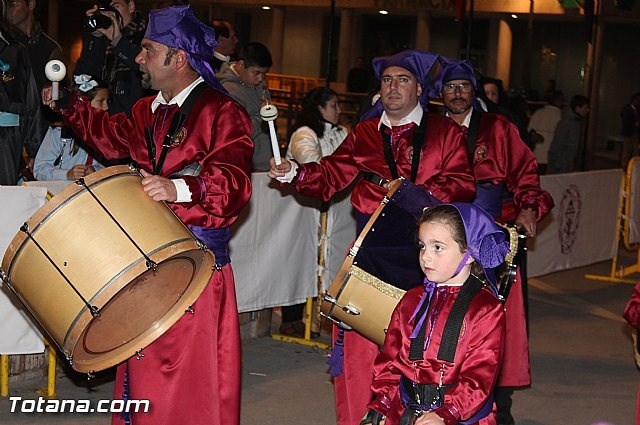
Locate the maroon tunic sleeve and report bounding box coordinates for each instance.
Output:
[293,114,475,215]
[61,89,253,228]
[475,114,554,221]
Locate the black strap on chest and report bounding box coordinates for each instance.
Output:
[380,113,427,183]
[465,108,482,166]
[408,276,484,363]
[146,81,208,175]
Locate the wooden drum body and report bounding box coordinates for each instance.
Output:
[321,179,441,346]
[1,165,214,373]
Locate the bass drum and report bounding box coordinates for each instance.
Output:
[1,165,215,373]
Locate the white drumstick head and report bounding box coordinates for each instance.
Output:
[45,60,66,82]
[260,104,278,122]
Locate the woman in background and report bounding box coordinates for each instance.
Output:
[281,86,353,337]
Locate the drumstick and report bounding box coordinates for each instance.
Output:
[259,104,281,165]
[45,60,66,101]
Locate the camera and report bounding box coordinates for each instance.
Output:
[85,1,118,31]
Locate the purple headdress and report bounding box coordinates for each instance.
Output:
[144,5,227,94]
[361,49,441,121]
[409,203,510,343]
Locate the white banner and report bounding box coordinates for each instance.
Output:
[528,169,623,277]
[0,186,47,355]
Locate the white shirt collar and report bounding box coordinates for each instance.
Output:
[378,103,423,130]
[213,51,230,62]
[151,77,204,113]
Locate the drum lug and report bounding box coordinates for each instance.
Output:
[89,305,101,317]
[214,263,223,271]
[146,259,158,271]
[185,306,195,314]
[135,350,145,360]
[86,371,95,381]
[322,294,360,316]
[65,354,73,365]
[319,312,353,331]
[196,239,207,250]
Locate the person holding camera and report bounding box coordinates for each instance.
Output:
[75,0,146,117]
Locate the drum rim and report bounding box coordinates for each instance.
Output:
[1,165,139,276]
[65,243,215,372]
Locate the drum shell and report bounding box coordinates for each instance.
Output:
[1,165,214,372]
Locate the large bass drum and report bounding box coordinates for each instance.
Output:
[1,165,215,373]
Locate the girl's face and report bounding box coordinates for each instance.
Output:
[90,88,110,112]
[418,220,472,285]
[318,96,341,125]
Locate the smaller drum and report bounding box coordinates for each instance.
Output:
[1,165,215,373]
[321,179,440,346]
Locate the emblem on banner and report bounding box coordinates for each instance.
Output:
[558,184,581,254]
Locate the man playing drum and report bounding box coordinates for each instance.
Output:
[268,49,476,425]
[43,5,253,425]
[438,58,554,425]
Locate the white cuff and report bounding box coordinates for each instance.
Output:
[173,179,192,203]
[276,162,299,183]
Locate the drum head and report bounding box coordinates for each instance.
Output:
[70,248,214,372]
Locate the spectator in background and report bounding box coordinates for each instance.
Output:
[282,86,351,338]
[479,77,534,150]
[34,74,109,181]
[347,56,372,93]
[75,0,146,116]
[547,95,590,174]
[5,0,63,93]
[620,92,640,169]
[5,0,64,135]
[528,90,564,173]
[0,17,43,185]
[210,19,238,73]
[218,42,274,171]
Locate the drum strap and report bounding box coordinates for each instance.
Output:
[380,113,427,183]
[465,108,482,167]
[408,276,484,362]
[146,82,208,175]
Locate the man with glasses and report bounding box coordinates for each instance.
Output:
[440,58,554,425]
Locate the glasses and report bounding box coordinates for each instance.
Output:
[443,82,474,94]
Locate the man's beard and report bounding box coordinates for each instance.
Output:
[141,73,152,90]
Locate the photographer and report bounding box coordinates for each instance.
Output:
[75,0,146,116]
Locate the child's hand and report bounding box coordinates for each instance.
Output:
[66,165,90,180]
[414,411,445,425]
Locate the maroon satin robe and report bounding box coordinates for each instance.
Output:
[623,282,640,425]
[471,113,554,388]
[368,284,505,425]
[62,87,253,425]
[292,112,475,425]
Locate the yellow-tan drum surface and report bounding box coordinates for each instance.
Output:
[0,165,215,373]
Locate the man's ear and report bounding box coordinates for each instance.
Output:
[174,50,189,69]
[128,0,136,14]
[417,82,423,98]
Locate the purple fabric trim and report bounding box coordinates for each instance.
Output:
[409,251,470,341]
[327,329,345,377]
[460,394,494,424]
[188,225,231,266]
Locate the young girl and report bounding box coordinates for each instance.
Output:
[33,75,109,181]
[362,203,509,425]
